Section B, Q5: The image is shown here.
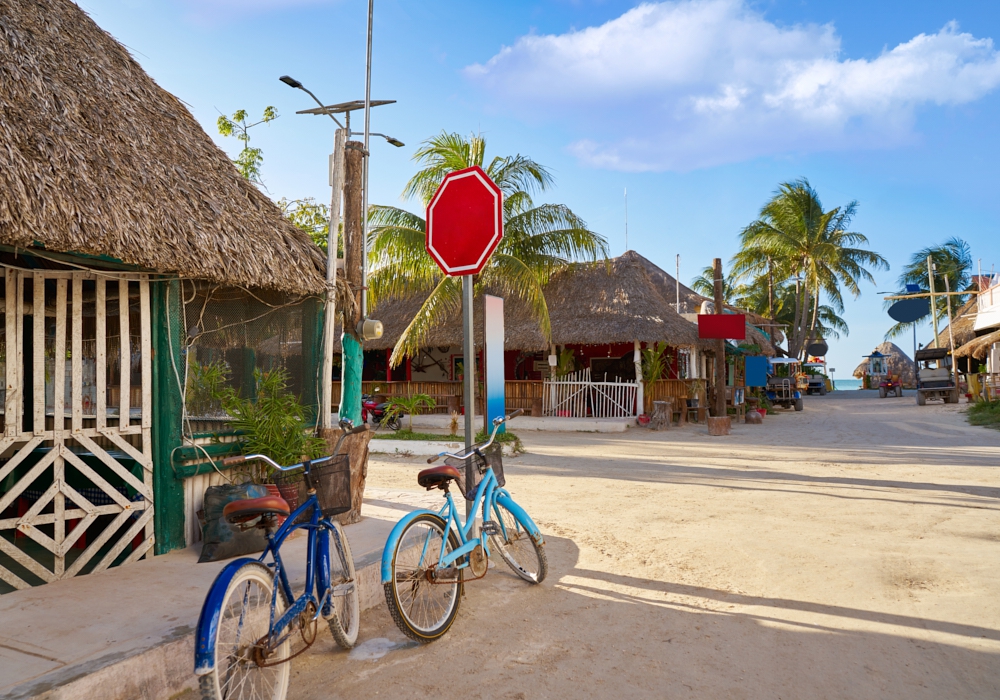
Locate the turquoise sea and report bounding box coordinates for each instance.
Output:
[833,379,863,391]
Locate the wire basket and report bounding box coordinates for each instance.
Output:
[273,455,352,518]
[445,443,504,501]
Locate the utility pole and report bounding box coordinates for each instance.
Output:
[320,128,347,428]
[713,258,727,418]
[339,141,366,424]
[927,255,940,348]
[944,274,956,357]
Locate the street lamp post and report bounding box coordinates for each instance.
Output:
[279,76,402,428]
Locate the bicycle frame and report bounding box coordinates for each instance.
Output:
[194,492,352,674]
[435,467,500,568]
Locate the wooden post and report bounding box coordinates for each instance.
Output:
[320,127,347,429]
[927,255,940,348]
[633,340,643,416]
[713,258,726,418]
[339,140,365,425]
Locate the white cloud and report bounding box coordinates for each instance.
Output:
[465,0,1000,171]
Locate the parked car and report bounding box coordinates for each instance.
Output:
[765,357,806,411]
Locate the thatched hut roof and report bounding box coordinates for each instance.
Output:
[626,250,784,347]
[543,256,705,348]
[941,297,978,348]
[363,290,547,352]
[365,254,714,352]
[0,0,326,295]
[953,329,1000,360]
[852,341,916,386]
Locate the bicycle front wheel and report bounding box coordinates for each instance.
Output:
[489,500,548,584]
[325,520,360,649]
[200,561,290,700]
[383,513,462,643]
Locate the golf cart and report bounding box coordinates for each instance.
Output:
[803,361,830,395]
[863,350,902,398]
[765,357,806,411]
[914,347,959,406]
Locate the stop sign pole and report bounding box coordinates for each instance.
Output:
[425,166,503,520]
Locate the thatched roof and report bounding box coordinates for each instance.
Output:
[363,291,547,352]
[953,329,1000,360]
[0,0,326,295]
[852,341,916,386]
[543,256,705,348]
[365,254,715,352]
[627,250,784,347]
[941,297,978,348]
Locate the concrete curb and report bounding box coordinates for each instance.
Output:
[369,438,519,456]
[18,556,388,700]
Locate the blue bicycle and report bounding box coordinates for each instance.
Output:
[381,409,547,642]
[194,420,366,700]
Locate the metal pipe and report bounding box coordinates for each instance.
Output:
[462,275,475,521]
[361,0,374,318]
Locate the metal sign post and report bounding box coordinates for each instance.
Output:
[462,275,475,520]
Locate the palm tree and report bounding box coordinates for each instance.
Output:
[884,237,973,339]
[368,132,608,364]
[731,179,887,358]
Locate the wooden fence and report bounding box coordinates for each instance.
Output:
[331,378,710,417]
[643,379,700,414]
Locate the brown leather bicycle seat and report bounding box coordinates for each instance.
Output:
[417,465,461,491]
[223,495,290,524]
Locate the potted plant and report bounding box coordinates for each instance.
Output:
[385,393,437,432]
[687,379,705,408]
[221,367,326,510]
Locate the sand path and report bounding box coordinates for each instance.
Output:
[285,391,1000,699]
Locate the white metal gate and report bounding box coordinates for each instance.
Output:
[543,368,638,418]
[0,269,153,591]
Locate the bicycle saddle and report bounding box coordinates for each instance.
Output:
[417,465,461,491]
[223,495,290,524]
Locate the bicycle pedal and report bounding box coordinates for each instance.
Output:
[480,522,500,536]
[331,582,355,597]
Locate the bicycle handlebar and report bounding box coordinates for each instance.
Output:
[426,408,523,464]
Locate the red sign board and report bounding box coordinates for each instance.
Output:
[426,165,503,276]
[698,314,746,340]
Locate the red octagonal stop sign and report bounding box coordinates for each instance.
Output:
[426,165,503,276]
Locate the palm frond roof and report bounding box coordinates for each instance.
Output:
[0,0,326,294]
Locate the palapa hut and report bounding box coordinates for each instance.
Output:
[355,254,758,418]
[629,250,783,353]
[0,0,328,589]
[853,342,917,388]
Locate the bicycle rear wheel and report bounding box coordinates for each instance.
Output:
[383,513,462,643]
[200,561,290,700]
[488,500,547,584]
[325,520,360,649]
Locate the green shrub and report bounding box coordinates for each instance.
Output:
[221,367,326,478]
[966,400,1000,430]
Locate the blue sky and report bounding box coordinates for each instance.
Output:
[79,0,1000,377]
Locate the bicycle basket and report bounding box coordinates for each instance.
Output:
[445,443,504,501]
[273,455,352,518]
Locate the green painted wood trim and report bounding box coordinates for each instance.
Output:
[174,459,240,479]
[0,244,149,271]
[172,441,243,463]
[152,279,186,554]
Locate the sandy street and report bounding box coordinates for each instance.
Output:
[282,392,1000,699]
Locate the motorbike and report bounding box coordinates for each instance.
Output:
[362,394,401,431]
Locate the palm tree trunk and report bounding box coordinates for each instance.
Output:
[767,257,774,320]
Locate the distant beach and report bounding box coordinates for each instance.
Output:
[834,379,863,391]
